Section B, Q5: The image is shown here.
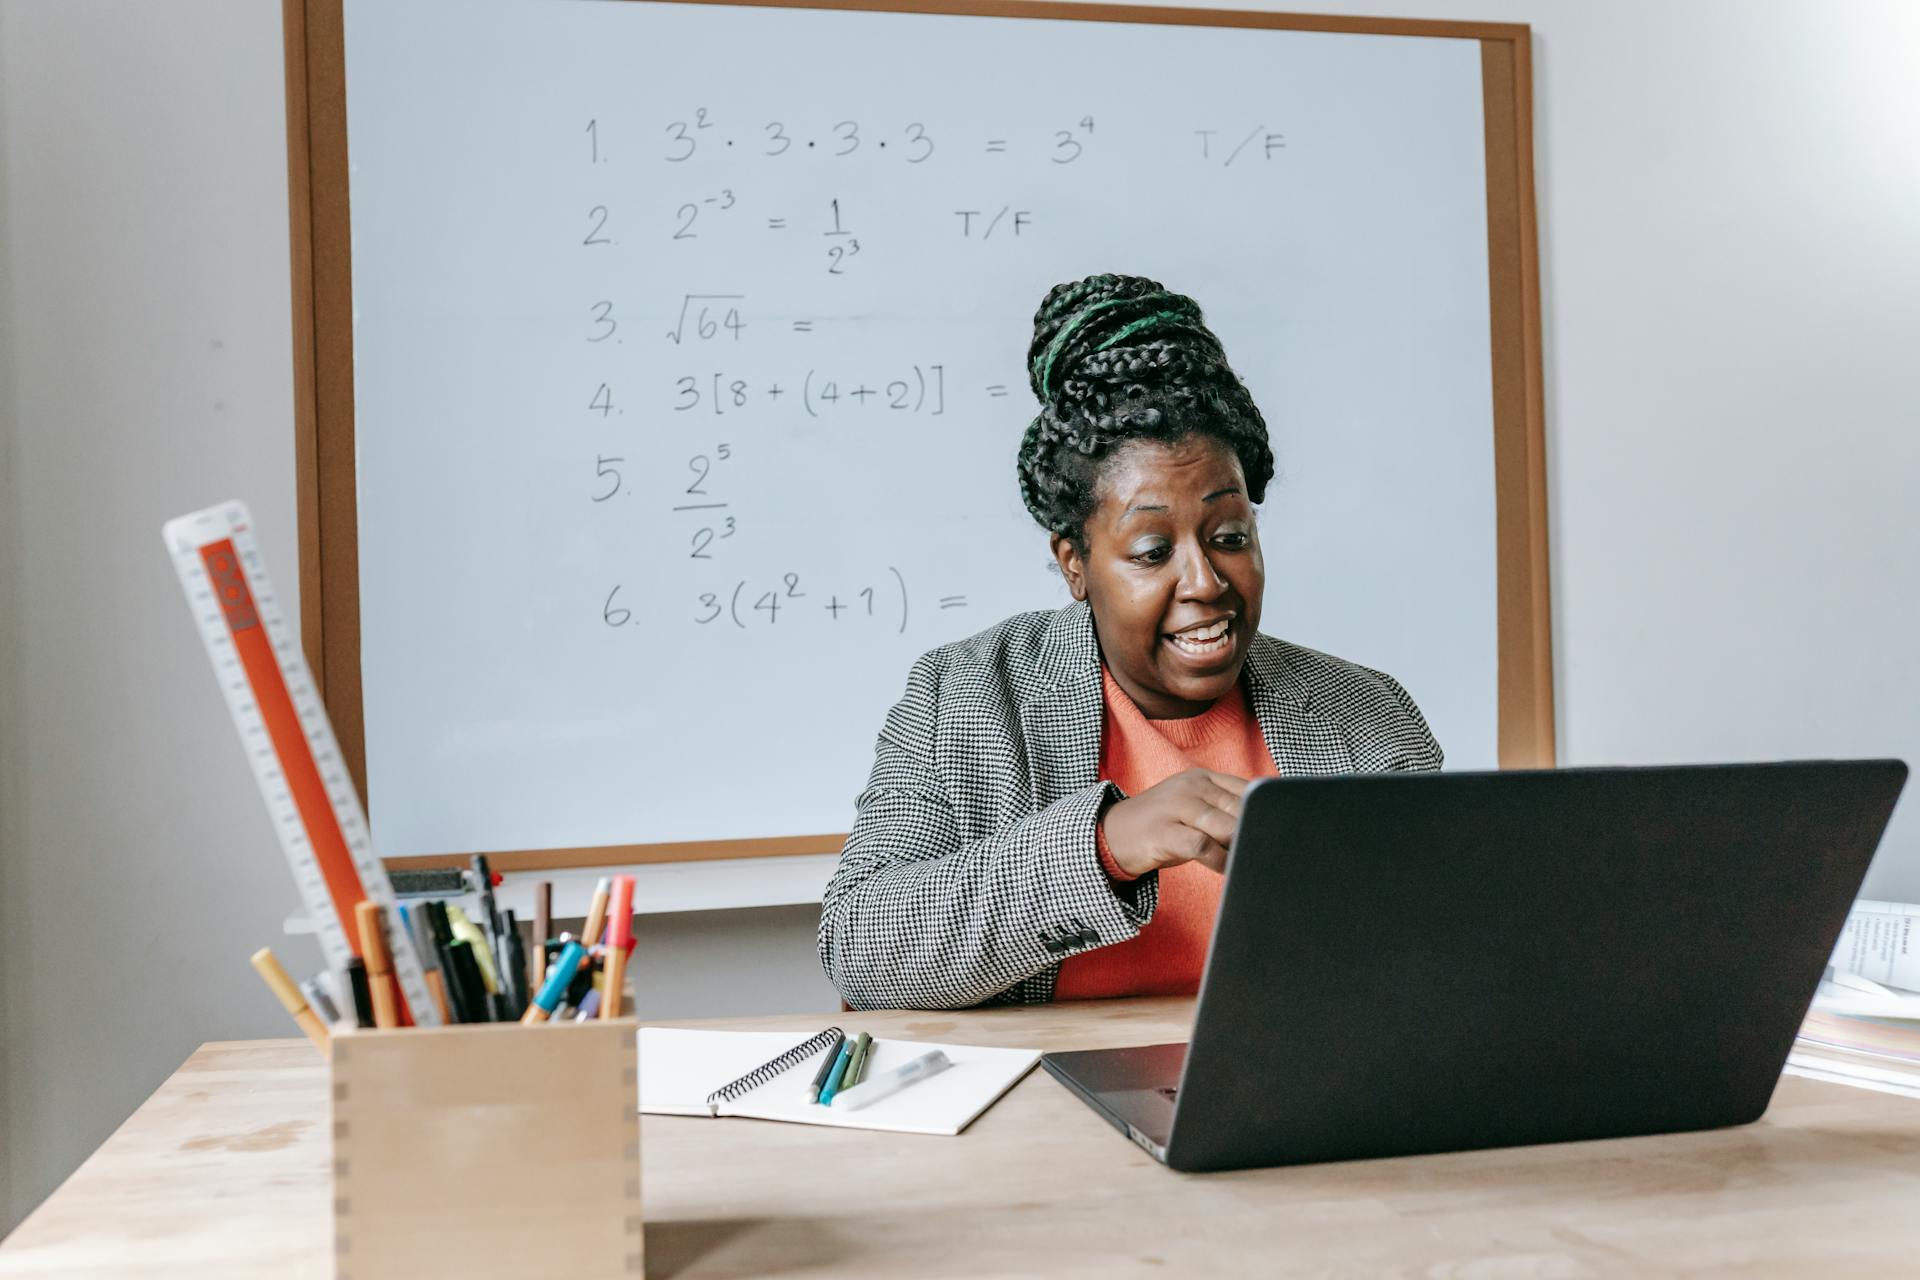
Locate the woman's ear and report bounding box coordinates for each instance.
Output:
[1050,533,1087,601]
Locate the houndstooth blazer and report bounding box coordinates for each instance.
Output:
[818,599,1444,1011]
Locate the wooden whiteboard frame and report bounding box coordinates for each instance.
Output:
[282,0,1553,872]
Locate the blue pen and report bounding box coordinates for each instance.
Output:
[521,940,586,1024]
[815,1040,856,1105]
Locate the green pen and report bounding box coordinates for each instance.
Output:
[816,1040,856,1105]
[843,1031,874,1092]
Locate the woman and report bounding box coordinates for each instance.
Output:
[819,274,1443,1011]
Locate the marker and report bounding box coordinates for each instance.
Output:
[806,1030,847,1103]
[580,878,612,959]
[344,958,375,1028]
[600,875,635,1019]
[522,941,588,1024]
[398,904,452,1025]
[833,1049,952,1111]
[446,906,501,996]
[815,1039,856,1106]
[504,909,528,1019]
[843,1031,874,1092]
[250,948,330,1051]
[444,939,491,1023]
[422,902,469,1023]
[472,854,517,1016]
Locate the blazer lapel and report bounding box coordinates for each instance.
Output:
[1243,636,1357,776]
[1016,604,1357,797]
[1018,602,1104,806]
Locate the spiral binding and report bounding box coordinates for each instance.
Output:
[705,1026,846,1108]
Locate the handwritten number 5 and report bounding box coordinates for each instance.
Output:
[593,456,624,502]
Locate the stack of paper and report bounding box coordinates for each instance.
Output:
[1783,899,1920,1098]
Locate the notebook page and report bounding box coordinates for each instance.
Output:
[724,1038,1041,1135]
[638,1028,828,1116]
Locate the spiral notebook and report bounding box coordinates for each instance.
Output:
[639,1026,1041,1135]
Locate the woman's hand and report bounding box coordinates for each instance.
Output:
[1099,768,1250,879]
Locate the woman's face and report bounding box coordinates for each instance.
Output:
[1052,434,1264,719]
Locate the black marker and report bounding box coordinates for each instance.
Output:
[344,957,375,1029]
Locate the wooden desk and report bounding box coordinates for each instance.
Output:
[5,997,1920,1278]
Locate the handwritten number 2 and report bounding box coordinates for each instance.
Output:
[584,205,611,245]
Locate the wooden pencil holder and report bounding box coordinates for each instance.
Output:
[330,1019,642,1280]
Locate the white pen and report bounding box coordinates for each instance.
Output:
[832,1049,952,1110]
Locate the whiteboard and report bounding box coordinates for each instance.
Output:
[343,0,1497,858]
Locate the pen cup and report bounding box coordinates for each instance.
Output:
[330,1019,641,1280]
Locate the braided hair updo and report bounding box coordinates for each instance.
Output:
[1016,274,1275,550]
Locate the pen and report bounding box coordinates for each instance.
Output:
[423,902,470,1023]
[399,903,452,1024]
[806,1030,847,1103]
[580,877,612,957]
[446,905,502,997]
[600,875,635,1019]
[533,880,553,987]
[843,1031,874,1092]
[355,900,398,1029]
[504,909,528,1019]
[833,1049,952,1110]
[472,854,518,1015]
[444,939,491,1022]
[522,941,588,1024]
[344,958,375,1029]
[250,948,329,1051]
[816,1039,856,1106]
[573,987,602,1022]
[300,976,341,1028]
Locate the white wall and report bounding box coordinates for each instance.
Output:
[0,2,838,1233]
[4,0,1918,1238]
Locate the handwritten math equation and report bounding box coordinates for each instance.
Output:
[568,108,1293,637]
[599,566,969,634]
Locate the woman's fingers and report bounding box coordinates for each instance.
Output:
[1179,797,1239,848]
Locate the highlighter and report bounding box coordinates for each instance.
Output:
[446,905,502,995]
[600,875,635,1019]
[522,940,587,1024]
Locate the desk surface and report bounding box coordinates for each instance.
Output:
[5,997,1920,1278]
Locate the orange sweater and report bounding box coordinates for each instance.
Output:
[1054,665,1280,1000]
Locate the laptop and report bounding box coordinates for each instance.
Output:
[1042,760,1908,1173]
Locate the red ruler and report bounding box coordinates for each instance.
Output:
[164,500,439,1025]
